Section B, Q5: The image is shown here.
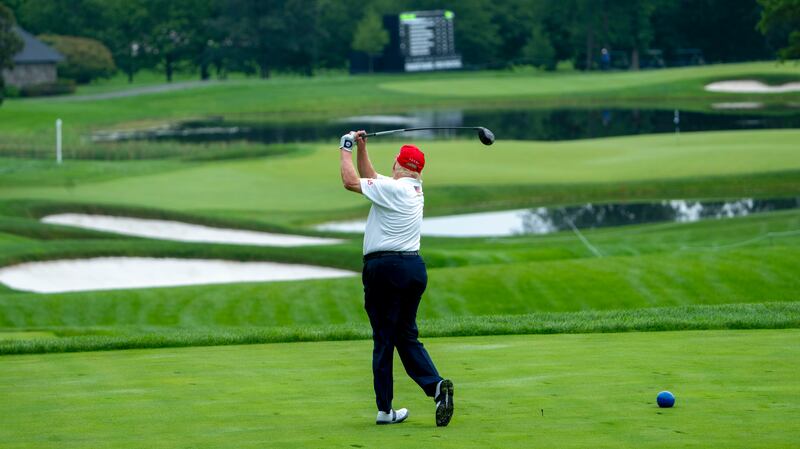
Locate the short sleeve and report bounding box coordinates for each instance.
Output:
[360,177,402,209]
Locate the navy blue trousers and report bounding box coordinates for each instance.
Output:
[362,254,442,412]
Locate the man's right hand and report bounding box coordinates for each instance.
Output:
[355,130,367,150]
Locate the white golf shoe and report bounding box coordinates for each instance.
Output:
[376,408,409,425]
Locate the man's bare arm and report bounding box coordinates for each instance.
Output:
[355,130,378,179]
[341,149,362,194]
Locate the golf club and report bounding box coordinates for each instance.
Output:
[357,127,495,146]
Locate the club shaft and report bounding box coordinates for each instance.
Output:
[362,127,480,137]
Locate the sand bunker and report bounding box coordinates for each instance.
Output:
[42,214,343,247]
[0,257,356,293]
[704,80,800,94]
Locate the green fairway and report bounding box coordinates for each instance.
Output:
[1,330,798,448]
[1,62,798,158]
[2,130,798,218]
[380,62,800,98]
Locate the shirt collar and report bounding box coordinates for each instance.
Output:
[396,176,422,186]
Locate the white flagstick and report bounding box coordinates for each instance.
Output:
[56,118,63,164]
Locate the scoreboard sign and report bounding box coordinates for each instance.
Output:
[380,10,463,73]
[398,11,462,72]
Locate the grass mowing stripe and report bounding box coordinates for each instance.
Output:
[1,329,798,448]
[1,302,798,355]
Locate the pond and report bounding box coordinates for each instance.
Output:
[316,197,800,237]
[0,257,356,294]
[91,107,800,144]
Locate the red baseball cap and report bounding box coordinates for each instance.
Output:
[396,144,425,173]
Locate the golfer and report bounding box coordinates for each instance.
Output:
[339,130,454,427]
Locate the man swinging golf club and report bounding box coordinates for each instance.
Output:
[339,130,454,427]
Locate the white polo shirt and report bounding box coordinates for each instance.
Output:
[359,174,424,255]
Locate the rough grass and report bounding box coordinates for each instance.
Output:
[2,329,798,448]
[1,302,798,355]
[1,242,797,330]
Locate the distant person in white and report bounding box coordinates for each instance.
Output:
[339,130,454,427]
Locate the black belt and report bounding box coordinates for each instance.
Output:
[363,251,419,262]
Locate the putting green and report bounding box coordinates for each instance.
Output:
[379,62,800,97]
[1,130,798,215]
[1,330,797,448]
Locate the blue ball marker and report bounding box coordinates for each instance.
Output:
[657,391,675,408]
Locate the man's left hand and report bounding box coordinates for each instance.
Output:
[340,132,355,152]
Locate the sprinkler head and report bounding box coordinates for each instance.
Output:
[477,127,495,146]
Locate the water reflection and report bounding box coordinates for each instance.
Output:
[316,198,800,237]
[91,107,800,144]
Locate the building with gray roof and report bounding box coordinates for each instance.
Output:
[2,26,64,88]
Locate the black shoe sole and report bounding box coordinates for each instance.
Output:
[435,379,454,427]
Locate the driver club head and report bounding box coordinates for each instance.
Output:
[477,127,495,146]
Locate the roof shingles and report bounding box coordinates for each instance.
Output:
[12,26,64,64]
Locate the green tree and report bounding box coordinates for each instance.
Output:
[98,0,152,83]
[758,0,800,60]
[0,2,24,105]
[352,9,389,72]
[449,0,502,67]
[10,0,104,36]
[39,34,116,83]
[606,0,660,70]
[522,24,557,70]
[146,0,201,82]
[400,0,503,67]
[217,0,283,78]
[650,0,770,64]
[492,0,541,66]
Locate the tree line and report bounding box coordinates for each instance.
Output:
[1,0,798,84]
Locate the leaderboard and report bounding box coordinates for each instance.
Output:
[395,10,462,72]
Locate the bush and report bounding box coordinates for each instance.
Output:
[20,80,76,97]
[38,34,116,84]
[2,84,20,98]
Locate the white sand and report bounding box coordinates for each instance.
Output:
[42,214,343,247]
[704,80,800,94]
[0,257,356,294]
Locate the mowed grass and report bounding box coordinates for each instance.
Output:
[2,245,798,329]
[1,330,798,448]
[1,208,798,326]
[1,130,798,218]
[1,210,798,355]
[1,61,797,157]
[0,130,797,353]
[380,61,800,98]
